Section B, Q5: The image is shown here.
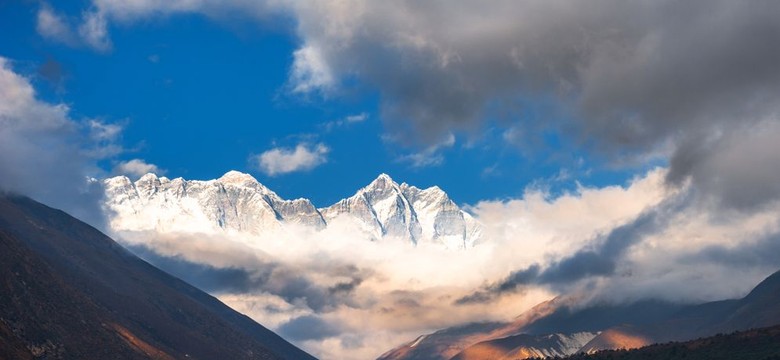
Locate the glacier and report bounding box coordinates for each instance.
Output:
[103,171,482,249]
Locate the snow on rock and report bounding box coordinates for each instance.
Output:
[104,171,482,249]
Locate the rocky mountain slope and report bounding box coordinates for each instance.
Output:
[450,332,597,360]
[0,194,315,360]
[562,323,780,360]
[381,270,780,360]
[104,171,481,249]
[377,297,682,360]
[581,268,780,352]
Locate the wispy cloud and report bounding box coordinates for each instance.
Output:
[36,4,78,46]
[35,3,112,52]
[322,112,369,132]
[78,10,112,52]
[397,133,455,168]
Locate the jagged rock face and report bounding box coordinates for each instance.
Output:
[319,174,482,248]
[320,174,422,242]
[450,332,599,360]
[400,183,482,249]
[103,171,482,249]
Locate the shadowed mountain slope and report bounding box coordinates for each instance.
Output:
[381,269,780,360]
[378,297,682,360]
[0,195,315,360]
[561,323,780,360]
[582,269,780,352]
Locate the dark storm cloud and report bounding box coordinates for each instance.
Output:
[289,0,780,206]
[328,277,364,295]
[278,315,341,341]
[667,123,780,210]
[296,1,780,135]
[690,230,780,269]
[455,265,540,305]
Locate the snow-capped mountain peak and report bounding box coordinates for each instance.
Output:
[103,171,482,249]
[360,173,399,194]
[219,170,259,185]
[319,174,482,248]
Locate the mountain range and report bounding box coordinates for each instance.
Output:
[562,323,780,360]
[103,171,482,249]
[0,194,314,360]
[379,269,780,360]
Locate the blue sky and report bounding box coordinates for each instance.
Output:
[0,1,648,207]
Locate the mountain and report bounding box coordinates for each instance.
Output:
[377,322,509,360]
[381,270,780,360]
[562,323,780,360]
[450,332,597,360]
[581,269,780,352]
[104,171,325,235]
[321,174,482,247]
[377,296,681,360]
[0,194,315,360]
[104,171,482,249]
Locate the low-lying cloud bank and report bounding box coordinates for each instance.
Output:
[106,167,780,359]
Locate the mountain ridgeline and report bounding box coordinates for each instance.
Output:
[561,324,780,360]
[104,171,482,249]
[0,195,315,360]
[380,270,780,360]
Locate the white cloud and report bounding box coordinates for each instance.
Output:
[83,119,125,158]
[35,4,113,52]
[88,119,122,141]
[36,4,77,45]
[0,57,118,228]
[470,169,670,273]
[78,10,112,52]
[255,143,329,176]
[114,159,164,178]
[290,45,334,94]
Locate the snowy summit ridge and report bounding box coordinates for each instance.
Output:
[104,171,482,249]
